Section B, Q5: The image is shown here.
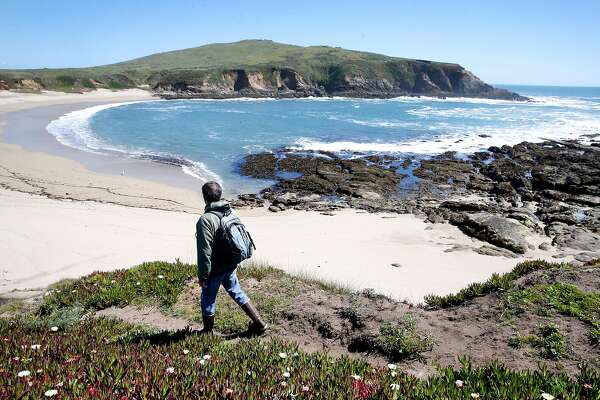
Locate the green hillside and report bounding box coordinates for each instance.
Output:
[0,40,523,100]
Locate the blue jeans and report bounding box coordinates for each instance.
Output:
[200,269,249,316]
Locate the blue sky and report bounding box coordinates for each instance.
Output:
[1,0,598,86]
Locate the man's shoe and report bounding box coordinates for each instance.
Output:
[200,314,215,334]
[240,302,268,335]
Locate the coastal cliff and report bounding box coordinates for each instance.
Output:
[154,63,522,100]
[0,40,525,100]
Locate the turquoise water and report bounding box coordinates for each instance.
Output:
[47,86,600,194]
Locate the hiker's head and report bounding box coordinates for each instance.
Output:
[202,181,222,204]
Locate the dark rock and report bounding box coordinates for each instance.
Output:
[546,222,600,252]
[538,242,552,251]
[475,245,520,258]
[230,193,265,208]
[240,153,277,179]
[450,213,530,254]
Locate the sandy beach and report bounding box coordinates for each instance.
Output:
[0,90,558,302]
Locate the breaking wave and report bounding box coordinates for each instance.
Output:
[46,101,222,183]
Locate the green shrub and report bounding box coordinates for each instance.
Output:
[506,283,600,322]
[81,78,96,89]
[509,324,566,359]
[38,261,196,316]
[55,75,76,86]
[425,260,568,309]
[589,322,600,346]
[375,315,434,361]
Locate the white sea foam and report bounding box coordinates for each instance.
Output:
[46,101,146,154]
[46,100,223,183]
[292,113,600,155]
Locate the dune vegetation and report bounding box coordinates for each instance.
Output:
[1,259,599,399]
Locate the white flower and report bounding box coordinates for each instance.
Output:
[71,290,77,293]
[390,371,397,377]
[455,380,464,388]
[110,280,116,284]
[31,344,41,350]
[203,354,211,360]
[278,352,287,359]
[351,374,362,381]
[36,369,43,373]
[183,349,190,355]
[301,385,310,392]
[280,381,287,387]
[158,275,165,279]
[44,389,58,397]
[50,326,59,332]
[55,290,61,293]
[166,367,175,374]
[471,394,480,399]
[387,363,397,370]
[136,282,141,286]
[283,371,291,378]
[541,394,555,400]
[18,370,31,377]
[390,383,400,391]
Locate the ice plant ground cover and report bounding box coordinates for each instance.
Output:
[1,317,599,399]
[1,259,600,398]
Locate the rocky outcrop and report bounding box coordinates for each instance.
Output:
[156,63,526,101]
[241,151,401,202]
[239,138,600,257]
[156,68,326,99]
[449,213,530,254]
[12,79,45,91]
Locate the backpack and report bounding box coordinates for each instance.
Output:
[209,210,256,264]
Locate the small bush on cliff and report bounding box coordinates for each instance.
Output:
[424,260,568,309]
[509,323,566,359]
[375,315,434,361]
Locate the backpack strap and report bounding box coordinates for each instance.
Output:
[207,209,232,219]
[207,210,224,220]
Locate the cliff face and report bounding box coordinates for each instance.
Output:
[155,62,525,101]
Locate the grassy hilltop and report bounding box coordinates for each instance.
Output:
[0,40,524,100]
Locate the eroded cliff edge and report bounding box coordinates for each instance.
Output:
[153,64,525,100]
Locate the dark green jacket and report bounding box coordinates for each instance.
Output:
[196,200,236,281]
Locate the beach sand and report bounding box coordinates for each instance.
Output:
[0,90,558,302]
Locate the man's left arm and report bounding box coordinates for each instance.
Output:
[196,216,215,285]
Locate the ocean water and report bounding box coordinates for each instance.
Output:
[46,85,600,194]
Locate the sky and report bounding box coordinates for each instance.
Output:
[1,0,599,86]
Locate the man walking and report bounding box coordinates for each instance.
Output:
[196,181,267,335]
